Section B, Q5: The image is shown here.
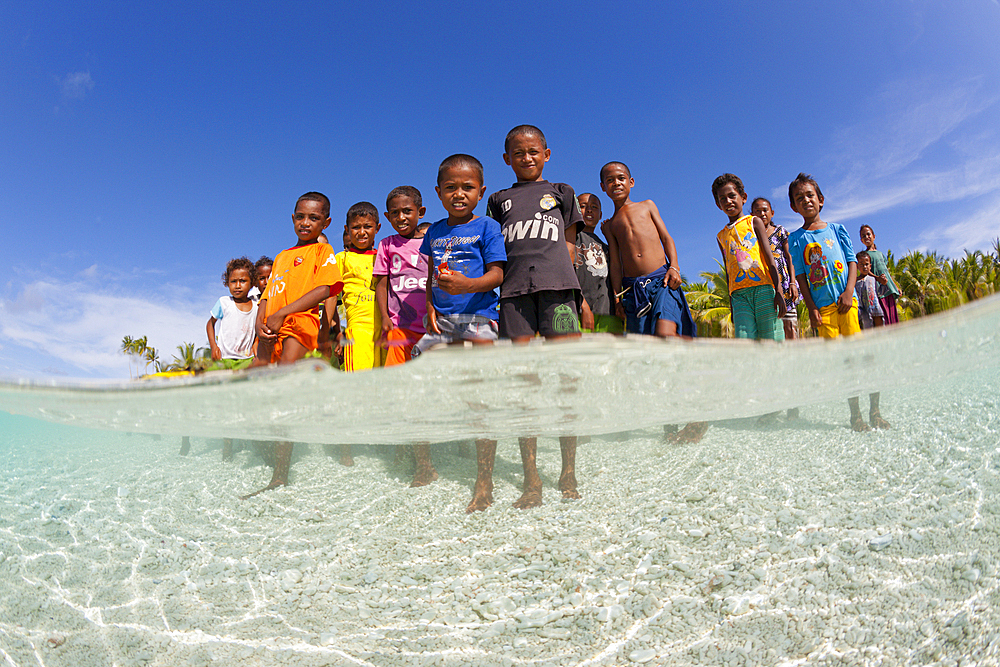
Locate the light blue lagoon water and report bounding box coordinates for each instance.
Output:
[0,297,998,666]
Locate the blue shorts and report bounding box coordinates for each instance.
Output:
[412,313,498,356]
[621,265,696,337]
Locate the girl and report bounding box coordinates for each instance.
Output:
[751,197,800,339]
[859,225,900,324]
[206,256,258,369]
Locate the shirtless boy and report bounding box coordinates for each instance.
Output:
[601,162,706,443]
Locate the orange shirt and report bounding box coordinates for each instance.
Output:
[263,242,343,338]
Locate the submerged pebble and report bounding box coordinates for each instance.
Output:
[2,366,1000,667]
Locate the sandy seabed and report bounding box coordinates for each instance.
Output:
[1,370,999,667]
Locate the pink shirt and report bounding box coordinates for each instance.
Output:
[373,234,428,333]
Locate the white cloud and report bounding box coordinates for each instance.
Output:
[59,71,94,99]
[823,77,1000,223]
[0,271,212,379]
[912,192,1000,257]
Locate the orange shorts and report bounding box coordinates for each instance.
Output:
[271,313,320,362]
[383,327,422,367]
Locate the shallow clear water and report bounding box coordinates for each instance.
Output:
[0,297,998,666]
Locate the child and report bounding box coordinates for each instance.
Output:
[787,173,889,431]
[576,193,623,333]
[206,256,258,369]
[417,154,506,511]
[602,162,695,337]
[249,255,273,300]
[415,222,430,238]
[246,192,344,496]
[375,186,434,486]
[859,224,901,324]
[855,251,885,329]
[602,161,705,443]
[485,125,584,511]
[751,197,800,339]
[714,174,786,340]
[336,202,384,372]
[375,186,428,366]
[752,196,802,421]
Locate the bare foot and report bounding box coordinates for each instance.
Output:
[179,436,191,456]
[513,487,543,509]
[466,481,494,513]
[668,422,709,444]
[240,478,286,499]
[851,415,871,432]
[869,412,890,429]
[559,470,581,500]
[558,435,580,500]
[243,442,292,498]
[410,466,439,488]
[757,412,780,425]
[339,444,353,467]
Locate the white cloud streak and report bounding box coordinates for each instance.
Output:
[59,71,94,99]
[785,75,1000,258]
[0,270,211,379]
[912,192,1000,257]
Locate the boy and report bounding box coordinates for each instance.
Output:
[787,173,889,431]
[713,174,786,340]
[576,193,623,333]
[246,192,344,497]
[375,186,428,367]
[485,125,584,510]
[336,202,384,372]
[417,154,506,511]
[375,186,434,486]
[602,161,706,443]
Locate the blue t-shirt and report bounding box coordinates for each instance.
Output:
[418,216,507,319]
[789,222,855,310]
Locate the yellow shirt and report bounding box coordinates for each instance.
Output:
[336,248,382,370]
[717,215,772,294]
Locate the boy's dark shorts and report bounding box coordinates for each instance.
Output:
[499,289,581,338]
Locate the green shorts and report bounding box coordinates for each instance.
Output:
[207,358,254,371]
[582,314,625,334]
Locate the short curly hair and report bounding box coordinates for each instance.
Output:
[386,185,422,209]
[222,256,256,287]
[711,173,745,203]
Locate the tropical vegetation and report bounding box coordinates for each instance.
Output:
[120,336,211,377]
[685,241,1000,338]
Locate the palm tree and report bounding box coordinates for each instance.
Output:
[949,250,995,302]
[166,342,212,372]
[120,335,147,378]
[685,262,733,337]
[142,345,160,375]
[895,251,947,317]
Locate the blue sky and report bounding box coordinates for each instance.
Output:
[2,1,999,379]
